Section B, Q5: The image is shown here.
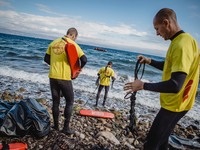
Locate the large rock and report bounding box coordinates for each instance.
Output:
[96,131,120,145]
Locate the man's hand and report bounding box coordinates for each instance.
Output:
[137,55,151,64]
[124,79,144,93]
[96,77,100,86]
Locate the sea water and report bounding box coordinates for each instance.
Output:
[0,33,199,121]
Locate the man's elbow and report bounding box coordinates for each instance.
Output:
[44,54,50,65]
[83,55,87,64]
[112,77,116,81]
[171,81,182,93]
[172,86,181,93]
[80,55,87,68]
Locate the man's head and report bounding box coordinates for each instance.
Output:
[107,61,113,67]
[153,8,180,40]
[66,27,78,41]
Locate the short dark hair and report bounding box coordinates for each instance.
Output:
[155,8,177,23]
[67,27,78,36]
[107,61,113,65]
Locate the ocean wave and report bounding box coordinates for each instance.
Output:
[4,51,19,57]
[37,47,47,51]
[0,45,16,51]
[0,66,48,84]
[0,65,151,85]
[19,54,43,60]
[0,66,199,121]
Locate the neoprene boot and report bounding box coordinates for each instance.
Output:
[61,120,75,135]
[102,99,106,106]
[52,115,59,130]
[95,98,98,107]
[52,125,59,131]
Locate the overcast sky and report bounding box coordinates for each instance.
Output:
[0,0,199,56]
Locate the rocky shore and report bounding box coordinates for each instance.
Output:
[0,88,200,150]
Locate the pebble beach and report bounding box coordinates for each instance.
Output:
[0,75,200,150]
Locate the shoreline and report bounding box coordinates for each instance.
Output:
[0,76,200,149]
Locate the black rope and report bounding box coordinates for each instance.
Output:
[134,59,145,80]
[124,59,145,135]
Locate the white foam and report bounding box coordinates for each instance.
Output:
[81,67,99,77]
[0,66,199,121]
[0,66,48,84]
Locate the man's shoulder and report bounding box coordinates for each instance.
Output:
[99,67,105,71]
[100,66,105,70]
[108,67,114,72]
[179,33,194,40]
[50,37,62,44]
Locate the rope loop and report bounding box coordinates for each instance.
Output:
[124,59,145,99]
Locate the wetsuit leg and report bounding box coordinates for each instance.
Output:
[158,110,187,150]
[143,108,188,150]
[96,85,104,106]
[58,80,74,130]
[50,78,61,129]
[103,86,109,106]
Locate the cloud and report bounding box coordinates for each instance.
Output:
[36,4,52,14]
[86,23,147,37]
[0,9,167,53]
[0,0,12,7]
[35,3,66,17]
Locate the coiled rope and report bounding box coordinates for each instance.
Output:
[124,59,145,135]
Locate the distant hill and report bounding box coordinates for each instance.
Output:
[0,28,56,41]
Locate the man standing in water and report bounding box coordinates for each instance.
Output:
[124,8,199,149]
[95,61,115,107]
[44,27,87,135]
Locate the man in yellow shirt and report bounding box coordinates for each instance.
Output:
[44,27,87,135]
[95,61,115,107]
[124,8,199,149]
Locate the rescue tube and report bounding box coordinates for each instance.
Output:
[0,142,28,150]
[64,39,81,79]
[79,109,114,119]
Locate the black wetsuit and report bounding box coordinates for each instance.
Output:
[143,31,189,150]
[44,54,87,129]
[96,85,110,106]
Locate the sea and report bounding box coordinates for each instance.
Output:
[0,33,199,124]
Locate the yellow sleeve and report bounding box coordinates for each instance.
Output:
[74,43,84,58]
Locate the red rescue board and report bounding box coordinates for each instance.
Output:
[65,41,81,79]
[79,109,114,119]
[0,142,28,150]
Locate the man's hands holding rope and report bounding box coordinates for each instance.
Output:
[137,55,151,65]
[124,79,144,93]
[124,55,150,93]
